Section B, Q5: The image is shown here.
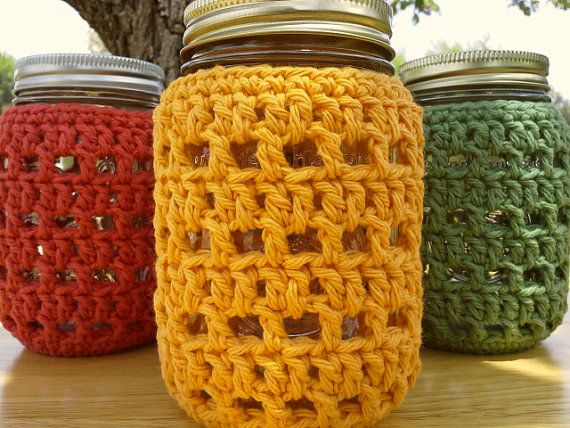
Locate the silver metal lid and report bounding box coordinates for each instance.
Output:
[399,50,550,103]
[182,0,394,60]
[13,53,165,108]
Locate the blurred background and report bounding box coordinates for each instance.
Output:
[0,0,568,120]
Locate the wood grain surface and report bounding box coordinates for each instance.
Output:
[1,303,568,428]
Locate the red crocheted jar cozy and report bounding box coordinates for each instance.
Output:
[0,103,156,357]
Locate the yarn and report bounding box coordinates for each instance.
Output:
[0,103,156,357]
[153,65,425,427]
[422,99,570,354]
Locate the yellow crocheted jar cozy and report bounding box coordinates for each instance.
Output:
[153,65,424,427]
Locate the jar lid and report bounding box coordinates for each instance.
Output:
[13,53,165,108]
[182,0,394,60]
[399,50,550,103]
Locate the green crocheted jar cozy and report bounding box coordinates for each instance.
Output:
[422,99,570,354]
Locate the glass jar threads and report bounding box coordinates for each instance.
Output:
[400,50,570,354]
[153,0,425,426]
[0,53,164,356]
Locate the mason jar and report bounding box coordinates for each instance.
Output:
[153,1,425,426]
[0,53,164,356]
[400,50,570,354]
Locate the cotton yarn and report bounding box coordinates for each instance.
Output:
[153,65,425,427]
[422,99,570,354]
[0,103,156,357]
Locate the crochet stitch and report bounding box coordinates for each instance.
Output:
[422,100,570,354]
[0,103,156,357]
[153,65,425,427]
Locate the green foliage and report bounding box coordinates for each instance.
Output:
[392,53,407,75]
[392,0,568,22]
[391,0,440,23]
[508,0,569,15]
[425,36,492,55]
[0,52,15,109]
[425,41,463,56]
[551,90,570,124]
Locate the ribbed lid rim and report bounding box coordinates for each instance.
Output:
[399,50,549,84]
[184,0,393,25]
[15,53,165,81]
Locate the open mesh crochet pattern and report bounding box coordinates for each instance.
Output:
[153,65,425,427]
[0,103,156,357]
[422,100,570,354]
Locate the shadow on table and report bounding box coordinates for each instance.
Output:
[0,340,191,428]
[383,320,570,428]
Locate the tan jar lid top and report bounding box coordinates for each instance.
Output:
[13,53,165,108]
[399,50,550,99]
[182,0,394,59]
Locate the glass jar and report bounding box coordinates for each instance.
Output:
[153,1,425,426]
[0,53,164,356]
[400,50,570,354]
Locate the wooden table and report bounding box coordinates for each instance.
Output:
[1,309,568,428]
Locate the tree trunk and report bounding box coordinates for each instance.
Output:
[61,0,187,83]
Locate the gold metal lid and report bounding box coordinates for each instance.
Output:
[182,0,394,59]
[13,53,165,108]
[399,50,550,103]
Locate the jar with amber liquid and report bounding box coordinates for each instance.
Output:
[153,1,425,426]
[0,54,164,356]
[400,51,570,354]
